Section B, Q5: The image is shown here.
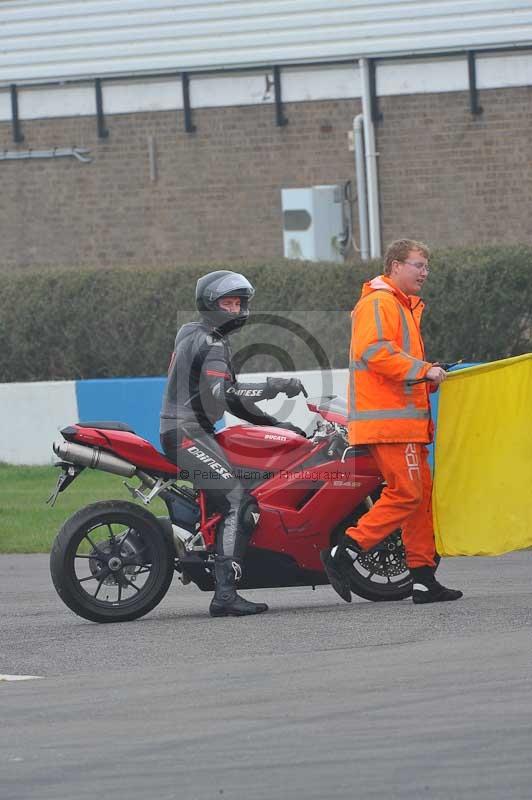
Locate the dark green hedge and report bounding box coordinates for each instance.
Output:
[1,246,530,382]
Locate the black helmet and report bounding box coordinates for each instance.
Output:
[196,270,255,333]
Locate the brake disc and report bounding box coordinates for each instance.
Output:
[354,531,407,578]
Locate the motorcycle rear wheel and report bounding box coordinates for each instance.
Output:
[50,500,175,623]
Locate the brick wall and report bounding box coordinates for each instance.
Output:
[377,86,532,249]
[0,86,530,270]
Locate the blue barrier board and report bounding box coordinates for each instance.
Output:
[76,377,166,448]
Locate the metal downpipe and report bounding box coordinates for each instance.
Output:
[353,114,369,261]
[358,58,382,259]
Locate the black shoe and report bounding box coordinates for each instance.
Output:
[209,594,269,617]
[320,535,361,603]
[209,556,268,617]
[410,566,463,604]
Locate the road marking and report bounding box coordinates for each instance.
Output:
[0,674,43,682]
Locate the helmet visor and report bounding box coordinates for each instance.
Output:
[207,273,255,302]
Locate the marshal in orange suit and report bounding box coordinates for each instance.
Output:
[321,239,463,605]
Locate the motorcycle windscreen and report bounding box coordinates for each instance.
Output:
[433,353,532,556]
[306,395,347,424]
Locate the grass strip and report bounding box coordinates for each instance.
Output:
[0,464,166,553]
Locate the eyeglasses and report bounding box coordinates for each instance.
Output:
[402,260,430,273]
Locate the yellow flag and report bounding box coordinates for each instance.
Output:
[433,354,532,556]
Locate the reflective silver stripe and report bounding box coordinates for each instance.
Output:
[397,305,416,395]
[406,357,426,373]
[348,367,356,420]
[348,406,430,421]
[353,342,427,393]
[361,341,426,366]
[397,305,411,353]
[404,357,427,394]
[373,299,383,339]
[360,340,395,362]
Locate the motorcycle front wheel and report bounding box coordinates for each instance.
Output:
[334,497,412,601]
[50,500,175,623]
[344,528,412,602]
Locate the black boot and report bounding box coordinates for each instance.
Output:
[410,566,463,604]
[320,534,362,603]
[209,556,269,617]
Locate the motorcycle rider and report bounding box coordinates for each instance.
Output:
[160,270,306,617]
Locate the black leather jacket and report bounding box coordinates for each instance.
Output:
[160,321,278,435]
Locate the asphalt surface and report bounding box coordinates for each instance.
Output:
[1,552,532,800]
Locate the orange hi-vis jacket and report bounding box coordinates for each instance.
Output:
[347,275,433,445]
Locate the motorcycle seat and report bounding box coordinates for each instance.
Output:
[77,420,136,433]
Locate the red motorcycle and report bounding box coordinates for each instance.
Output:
[49,396,412,623]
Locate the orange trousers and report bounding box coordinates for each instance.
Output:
[347,442,436,568]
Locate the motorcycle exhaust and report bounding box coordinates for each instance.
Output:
[53,439,137,478]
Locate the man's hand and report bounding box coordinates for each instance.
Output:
[265,377,305,399]
[426,365,447,385]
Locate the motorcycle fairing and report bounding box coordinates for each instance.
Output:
[248,452,383,572]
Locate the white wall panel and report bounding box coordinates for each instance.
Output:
[0,92,12,122]
[104,79,182,114]
[378,58,469,96]
[17,85,95,120]
[190,73,272,109]
[282,66,359,103]
[1,1,532,85]
[477,52,532,88]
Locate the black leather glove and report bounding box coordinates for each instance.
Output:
[265,377,306,399]
[271,420,306,438]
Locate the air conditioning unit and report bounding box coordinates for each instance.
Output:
[281,185,345,262]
